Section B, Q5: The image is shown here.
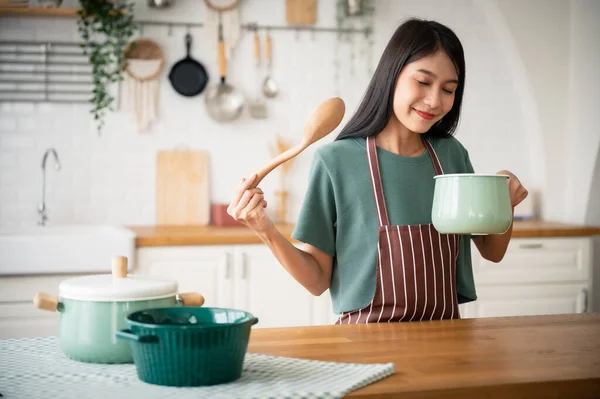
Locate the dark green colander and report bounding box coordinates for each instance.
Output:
[116,307,259,387]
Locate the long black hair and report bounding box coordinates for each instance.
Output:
[336,18,466,141]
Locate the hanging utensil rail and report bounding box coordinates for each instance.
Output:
[134,20,372,36]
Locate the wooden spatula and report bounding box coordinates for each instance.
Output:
[249,97,345,189]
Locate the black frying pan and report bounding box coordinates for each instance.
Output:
[168,34,209,97]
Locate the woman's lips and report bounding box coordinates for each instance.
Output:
[414,109,436,120]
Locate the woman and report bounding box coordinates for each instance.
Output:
[227,18,528,324]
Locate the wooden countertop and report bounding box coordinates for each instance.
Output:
[129,223,296,247]
[510,219,600,238]
[127,220,600,247]
[248,313,600,398]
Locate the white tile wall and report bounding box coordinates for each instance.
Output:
[1,0,570,229]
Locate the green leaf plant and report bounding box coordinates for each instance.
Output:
[77,0,137,136]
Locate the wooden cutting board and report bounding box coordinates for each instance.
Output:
[156,150,210,226]
[286,0,317,25]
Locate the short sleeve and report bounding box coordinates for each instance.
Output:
[464,147,475,173]
[291,151,337,256]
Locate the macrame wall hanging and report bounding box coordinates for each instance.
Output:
[123,39,165,132]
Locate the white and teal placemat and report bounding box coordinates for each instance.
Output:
[0,337,395,399]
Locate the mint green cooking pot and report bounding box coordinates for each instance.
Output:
[432,174,512,235]
[33,256,205,364]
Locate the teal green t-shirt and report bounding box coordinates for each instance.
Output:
[292,136,477,315]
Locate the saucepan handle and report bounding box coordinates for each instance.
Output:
[33,292,64,312]
[116,329,159,343]
[178,292,205,307]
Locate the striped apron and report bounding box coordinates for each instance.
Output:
[336,136,460,324]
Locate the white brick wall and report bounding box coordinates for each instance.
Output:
[1,0,577,229]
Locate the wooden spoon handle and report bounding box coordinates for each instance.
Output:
[249,145,303,189]
[253,31,260,63]
[218,22,226,79]
[265,32,272,64]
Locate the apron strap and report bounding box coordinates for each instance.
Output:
[423,138,444,175]
[366,136,445,227]
[366,136,390,227]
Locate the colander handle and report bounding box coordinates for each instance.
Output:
[252,318,259,325]
[116,329,159,343]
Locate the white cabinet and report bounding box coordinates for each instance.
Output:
[462,237,593,319]
[0,302,60,339]
[135,244,335,329]
[136,237,594,327]
[459,283,589,318]
[3,235,592,339]
[136,246,233,308]
[232,245,314,328]
[0,244,337,339]
[471,237,591,285]
[0,274,84,339]
[312,289,339,325]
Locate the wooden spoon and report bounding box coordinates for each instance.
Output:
[249,97,345,189]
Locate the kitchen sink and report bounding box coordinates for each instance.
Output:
[0,225,136,276]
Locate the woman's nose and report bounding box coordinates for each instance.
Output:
[423,89,441,109]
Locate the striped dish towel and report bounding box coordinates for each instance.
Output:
[0,336,395,399]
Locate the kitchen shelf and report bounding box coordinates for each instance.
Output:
[0,7,79,17]
[0,7,125,17]
[0,7,369,35]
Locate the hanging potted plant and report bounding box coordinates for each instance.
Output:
[77,0,137,136]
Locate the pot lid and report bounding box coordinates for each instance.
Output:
[58,256,178,301]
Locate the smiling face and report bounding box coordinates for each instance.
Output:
[392,50,459,134]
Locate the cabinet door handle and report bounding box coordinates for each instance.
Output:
[519,243,543,249]
[576,288,589,313]
[225,253,231,280]
[241,253,248,280]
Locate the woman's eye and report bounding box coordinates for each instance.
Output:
[416,79,454,94]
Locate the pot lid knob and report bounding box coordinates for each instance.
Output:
[112,256,128,278]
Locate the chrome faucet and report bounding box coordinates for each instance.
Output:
[38,148,61,226]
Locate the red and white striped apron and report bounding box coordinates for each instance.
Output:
[336,136,461,324]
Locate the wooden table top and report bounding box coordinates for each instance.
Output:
[247,313,600,398]
[128,220,600,247]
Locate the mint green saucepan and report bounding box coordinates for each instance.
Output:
[432,173,512,235]
[33,256,205,364]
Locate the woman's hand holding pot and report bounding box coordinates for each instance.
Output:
[497,170,528,208]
